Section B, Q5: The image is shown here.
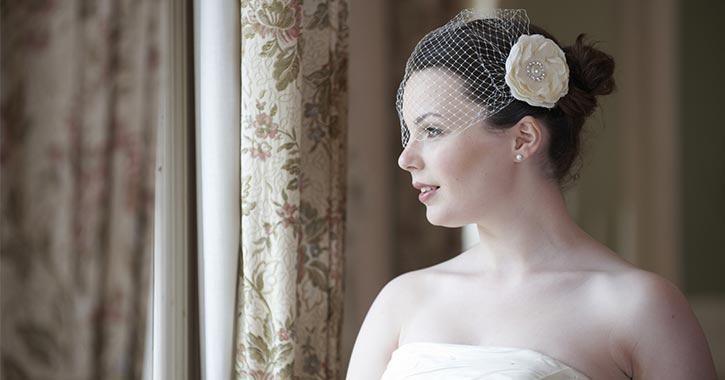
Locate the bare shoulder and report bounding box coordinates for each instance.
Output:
[374,268,433,315]
[345,270,430,380]
[357,270,427,342]
[596,266,684,306]
[604,268,718,379]
[617,269,687,306]
[607,268,696,325]
[598,267,699,340]
[572,247,681,310]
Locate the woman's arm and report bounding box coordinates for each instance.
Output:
[621,272,717,379]
[346,276,411,380]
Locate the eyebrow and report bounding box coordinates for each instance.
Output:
[414,112,444,125]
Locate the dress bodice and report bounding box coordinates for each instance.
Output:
[380,342,591,380]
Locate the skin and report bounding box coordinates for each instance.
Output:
[345,69,718,380]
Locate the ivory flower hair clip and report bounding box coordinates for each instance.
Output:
[505,34,569,108]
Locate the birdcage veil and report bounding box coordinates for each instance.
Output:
[397,9,531,147]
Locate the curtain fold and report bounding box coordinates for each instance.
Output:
[1,0,161,379]
[235,0,348,378]
[194,0,241,379]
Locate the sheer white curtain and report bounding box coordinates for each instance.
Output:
[194,1,240,380]
[146,1,239,379]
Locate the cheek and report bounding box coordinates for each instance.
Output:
[439,143,511,194]
[437,143,485,178]
[430,145,470,184]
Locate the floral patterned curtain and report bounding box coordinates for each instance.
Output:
[1,1,161,379]
[235,0,348,379]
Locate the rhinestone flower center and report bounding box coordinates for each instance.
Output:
[525,60,546,82]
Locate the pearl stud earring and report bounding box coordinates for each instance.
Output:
[515,154,523,161]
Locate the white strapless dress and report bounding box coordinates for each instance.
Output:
[380,342,592,380]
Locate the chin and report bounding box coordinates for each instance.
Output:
[425,207,467,228]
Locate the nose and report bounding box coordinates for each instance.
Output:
[398,140,422,172]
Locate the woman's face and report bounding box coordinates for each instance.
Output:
[398,68,518,227]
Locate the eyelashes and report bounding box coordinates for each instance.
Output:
[421,125,445,138]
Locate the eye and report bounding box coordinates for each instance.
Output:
[423,125,444,138]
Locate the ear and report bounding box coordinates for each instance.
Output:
[511,116,544,160]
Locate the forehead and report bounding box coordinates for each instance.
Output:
[401,68,480,124]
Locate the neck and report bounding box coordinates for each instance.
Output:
[469,177,588,278]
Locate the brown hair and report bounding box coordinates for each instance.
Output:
[406,21,616,187]
[486,24,616,187]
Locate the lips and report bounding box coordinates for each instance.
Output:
[419,186,438,193]
[413,182,440,203]
[412,182,439,191]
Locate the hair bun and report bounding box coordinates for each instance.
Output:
[559,33,616,120]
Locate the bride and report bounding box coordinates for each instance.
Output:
[346,9,717,380]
